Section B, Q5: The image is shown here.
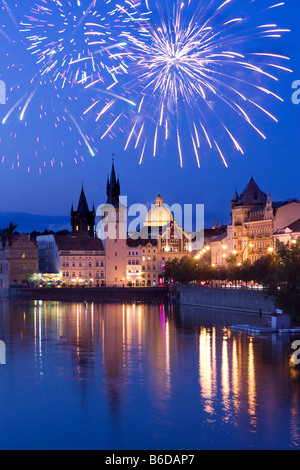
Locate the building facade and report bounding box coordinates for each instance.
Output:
[36,234,105,286]
[0,234,39,285]
[103,161,127,287]
[223,177,300,266]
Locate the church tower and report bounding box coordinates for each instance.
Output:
[71,184,95,237]
[104,160,127,286]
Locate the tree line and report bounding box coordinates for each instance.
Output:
[164,240,300,321]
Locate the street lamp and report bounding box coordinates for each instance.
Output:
[215,242,227,266]
[242,241,254,263]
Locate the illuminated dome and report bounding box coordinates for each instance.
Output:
[144,194,173,227]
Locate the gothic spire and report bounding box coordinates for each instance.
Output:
[106,159,120,207]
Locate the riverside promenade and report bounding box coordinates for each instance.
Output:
[178,285,275,314]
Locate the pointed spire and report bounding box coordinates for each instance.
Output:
[232,190,239,203]
[106,158,120,207]
[77,185,90,216]
[237,177,267,205]
[71,183,96,237]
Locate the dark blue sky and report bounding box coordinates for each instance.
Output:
[0,0,299,231]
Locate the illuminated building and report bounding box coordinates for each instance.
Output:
[274,218,300,245]
[225,177,300,265]
[36,234,105,286]
[103,160,127,287]
[37,185,105,286]
[0,234,39,285]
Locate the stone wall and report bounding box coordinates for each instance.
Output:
[178,286,275,314]
[9,286,170,303]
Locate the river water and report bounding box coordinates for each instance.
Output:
[0,300,299,450]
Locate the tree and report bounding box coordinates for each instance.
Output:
[239,260,253,287]
[0,222,18,249]
[164,258,180,282]
[173,256,198,284]
[264,240,300,323]
[0,222,18,237]
[251,254,277,285]
[226,254,237,267]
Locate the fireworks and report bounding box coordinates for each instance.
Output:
[119,0,292,167]
[0,0,292,172]
[20,0,150,88]
[0,0,150,173]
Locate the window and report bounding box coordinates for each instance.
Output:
[115,266,117,270]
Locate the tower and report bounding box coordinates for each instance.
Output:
[71,184,95,237]
[104,160,127,286]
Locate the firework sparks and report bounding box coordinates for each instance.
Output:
[106,0,292,167]
[0,0,150,173]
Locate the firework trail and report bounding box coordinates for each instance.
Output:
[87,0,291,168]
[0,0,150,173]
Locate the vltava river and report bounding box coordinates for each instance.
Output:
[0,300,299,450]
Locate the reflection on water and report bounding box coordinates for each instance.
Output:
[0,300,300,449]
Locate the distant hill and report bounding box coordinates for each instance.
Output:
[0,210,230,235]
[0,212,71,234]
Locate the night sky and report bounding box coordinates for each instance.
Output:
[0,0,299,232]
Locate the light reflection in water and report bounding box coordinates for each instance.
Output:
[1,300,300,449]
[199,327,216,415]
[248,338,257,427]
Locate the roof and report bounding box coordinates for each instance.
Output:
[205,225,227,241]
[127,235,158,248]
[77,187,90,217]
[287,218,300,232]
[106,160,120,208]
[55,235,104,252]
[280,218,300,233]
[235,177,267,206]
[144,194,174,227]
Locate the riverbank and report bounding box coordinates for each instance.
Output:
[9,286,171,303]
[178,285,275,314]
